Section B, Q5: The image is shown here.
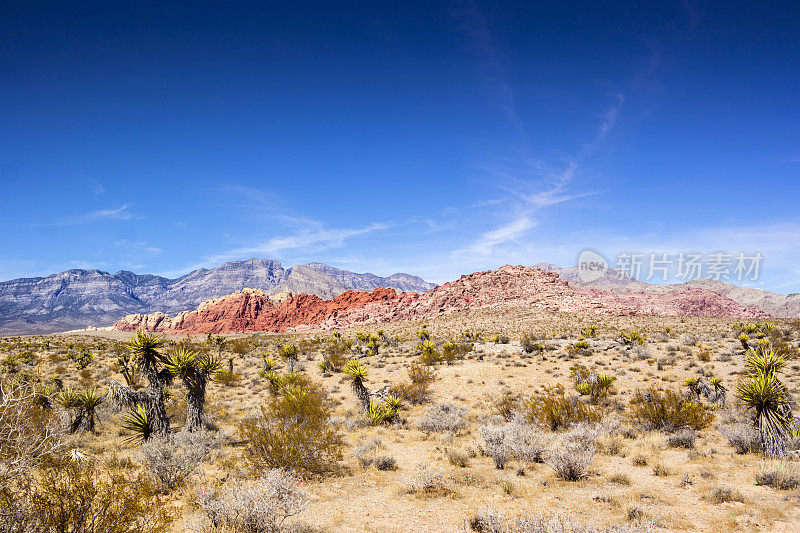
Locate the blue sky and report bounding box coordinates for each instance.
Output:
[1,1,798,292]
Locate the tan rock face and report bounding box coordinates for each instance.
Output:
[114,266,769,334]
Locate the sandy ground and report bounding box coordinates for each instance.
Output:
[6,307,800,531]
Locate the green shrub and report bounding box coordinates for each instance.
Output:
[390,363,437,404]
[628,388,714,431]
[522,385,602,431]
[520,333,544,354]
[238,381,344,475]
[0,458,173,532]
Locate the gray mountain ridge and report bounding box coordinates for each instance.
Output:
[534,262,800,318]
[0,258,436,335]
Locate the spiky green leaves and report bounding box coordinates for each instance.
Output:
[121,404,153,442]
[127,331,166,371]
[737,347,793,457]
[343,360,368,384]
[745,348,786,376]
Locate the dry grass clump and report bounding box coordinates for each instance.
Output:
[666,429,697,449]
[628,388,714,431]
[194,469,309,532]
[465,507,656,532]
[719,423,762,454]
[755,461,800,490]
[544,433,596,481]
[521,386,602,431]
[418,402,468,434]
[238,381,344,475]
[707,486,745,504]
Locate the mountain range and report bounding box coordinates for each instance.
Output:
[534,263,800,318]
[0,259,436,335]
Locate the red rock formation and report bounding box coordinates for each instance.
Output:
[114,265,769,334]
[114,287,403,334]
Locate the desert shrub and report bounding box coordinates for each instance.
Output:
[628,388,714,431]
[390,363,436,404]
[521,386,602,431]
[441,340,473,363]
[520,333,544,354]
[544,437,595,481]
[719,423,762,454]
[491,391,520,421]
[0,457,173,533]
[618,330,646,346]
[755,461,800,490]
[464,508,654,533]
[708,486,745,504]
[0,377,64,482]
[374,455,397,471]
[406,463,450,497]
[320,336,352,372]
[479,419,546,469]
[418,403,467,433]
[140,430,224,491]
[69,348,93,370]
[238,382,344,476]
[214,369,240,387]
[667,429,697,449]
[479,425,511,469]
[195,469,308,532]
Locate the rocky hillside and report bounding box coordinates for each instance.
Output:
[543,263,800,318]
[114,265,769,334]
[0,259,435,335]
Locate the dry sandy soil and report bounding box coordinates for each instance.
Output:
[5,308,800,532]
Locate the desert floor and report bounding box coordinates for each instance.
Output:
[5,308,800,532]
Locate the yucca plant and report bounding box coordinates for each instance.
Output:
[108,332,172,437]
[79,387,105,432]
[419,340,440,365]
[384,394,404,412]
[121,404,153,442]
[344,360,371,413]
[710,377,727,406]
[279,343,299,372]
[56,387,85,433]
[164,346,221,431]
[736,371,792,457]
[739,334,750,350]
[416,325,430,341]
[745,348,786,377]
[684,377,702,399]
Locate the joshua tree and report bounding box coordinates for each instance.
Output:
[79,387,104,432]
[164,345,221,432]
[279,343,299,373]
[109,331,172,437]
[710,377,727,406]
[343,360,371,413]
[55,387,84,433]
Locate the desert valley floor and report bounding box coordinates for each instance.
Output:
[4,306,800,532]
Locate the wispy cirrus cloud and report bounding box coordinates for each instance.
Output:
[450,1,625,259]
[30,204,138,227]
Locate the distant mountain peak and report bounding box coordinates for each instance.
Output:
[0,259,436,335]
